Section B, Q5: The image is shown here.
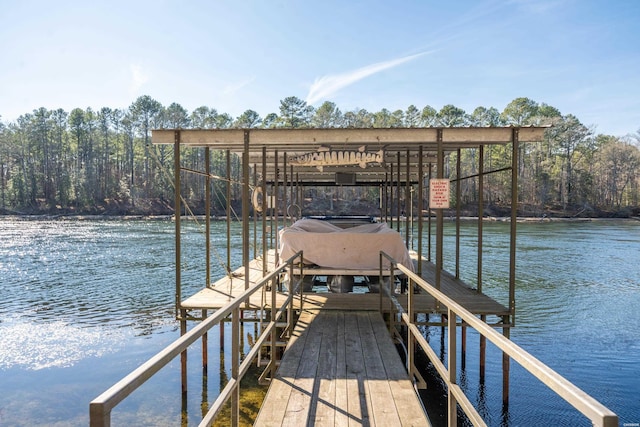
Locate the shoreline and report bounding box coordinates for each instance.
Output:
[1,214,638,222]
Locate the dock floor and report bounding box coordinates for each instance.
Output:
[254,309,430,426]
[181,250,508,317]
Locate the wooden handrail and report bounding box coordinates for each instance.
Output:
[90,251,304,427]
[379,251,618,427]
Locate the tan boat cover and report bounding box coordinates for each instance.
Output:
[278,218,414,272]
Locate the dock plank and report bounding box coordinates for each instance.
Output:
[255,310,430,426]
[313,311,338,426]
[356,312,402,426]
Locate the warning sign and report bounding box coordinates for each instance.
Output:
[429,179,450,209]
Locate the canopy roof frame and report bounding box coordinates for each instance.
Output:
[152,127,547,184]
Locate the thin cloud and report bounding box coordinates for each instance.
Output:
[222,76,256,95]
[305,52,430,105]
[129,64,149,94]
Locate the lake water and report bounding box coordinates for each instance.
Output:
[0,218,638,426]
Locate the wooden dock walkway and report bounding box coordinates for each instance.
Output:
[254,309,430,426]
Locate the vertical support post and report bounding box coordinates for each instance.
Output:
[202,309,208,375]
[447,308,458,427]
[298,256,304,311]
[288,258,297,337]
[502,315,511,407]
[396,151,401,232]
[202,143,210,385]
[428,163,432,262]
[290,165,295,219]
[436,131,444,291]
[174,131,181,317]
[180,309,188,396]
[174,132,189,400]
[383,173,388,224]
[479,143,487,387]
[388,263,396,332]
[407,274,415,380]
[270,266,277,381]
[417,146,424,276]
[461,323,466,370]
[405,149,411,247]
[480,314,486,382]
[509,129,519,325]
[389,163,393,229]
[478,145,484,294]
[262,147,268,274]
[283,153,288,227]
[205,147,211,287]
[226,150,231,273]
[243,131,250,290]
[379,253,383,313]
[455,148,461,279]
[274,150,279,267]
[231,307,240,426]
[253,165,257,262]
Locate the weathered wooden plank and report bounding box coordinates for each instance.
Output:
[368,312,431,426]
[254,310,314,427]
[312,311,338,426]
[334,311,350,426]
[281,310,324,426]
[356,312,403,426]
[344,312,371,426]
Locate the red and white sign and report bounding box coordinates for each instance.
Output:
[429,179,450,209]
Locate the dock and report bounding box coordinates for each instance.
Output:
[181,250,509,317]
[254,309,430,426]
[89,127,618,427]
[178,251,508,426]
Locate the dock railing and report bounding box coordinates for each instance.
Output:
[379,251,618,427]
[90,251,304,427]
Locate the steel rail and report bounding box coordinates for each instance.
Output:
[89,251,303,427]
[379,251,618,427]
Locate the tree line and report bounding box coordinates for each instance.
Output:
[0,95,638,217]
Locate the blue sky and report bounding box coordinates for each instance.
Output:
[1,0,638,136]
